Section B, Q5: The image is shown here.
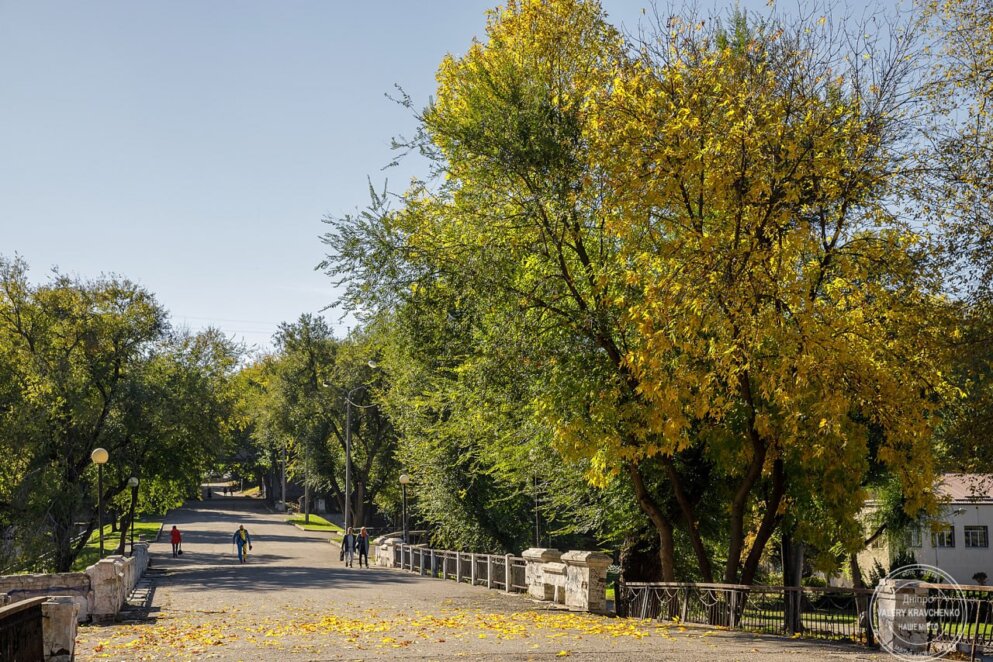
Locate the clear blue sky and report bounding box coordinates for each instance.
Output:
[0,0,769,350]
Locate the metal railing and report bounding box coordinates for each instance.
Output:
[619,581,993,656]
[392,544,528,593]
[921,585,993,659]
[619,583,874,642]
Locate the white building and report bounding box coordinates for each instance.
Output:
[860,474,993,586]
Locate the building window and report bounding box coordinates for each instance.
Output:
[905,528,923,548]
[933,525,955,548]
[964,526,989,549]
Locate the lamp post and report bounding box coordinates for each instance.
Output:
[304,439,310,524]
[399,474,410,544]
[281,439,288,513]
[91,448,109,558]
[127,477,139,555]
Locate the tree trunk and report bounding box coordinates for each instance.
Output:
[726,372,771,584]
[115,511,130,556]
[782,528,804,635]
[627,462,676,582]
[850,553,875,645]
[739,458,786,586]
[661,457,714,582]
[355,481,366,528]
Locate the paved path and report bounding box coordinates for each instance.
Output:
[75,496,886,661]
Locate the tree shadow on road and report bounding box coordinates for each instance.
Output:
[160,561,433,593]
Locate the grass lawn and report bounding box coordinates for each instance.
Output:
[71,521,162,571]
[287,513,344,534]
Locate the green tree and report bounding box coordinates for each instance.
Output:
[322,1,953,585]
[0,256,238,571]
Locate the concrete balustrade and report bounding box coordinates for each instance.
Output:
[377,540,611,614]
[0,541,150,624]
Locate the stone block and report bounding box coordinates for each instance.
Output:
[562,550,612,614]
[522,548,562,601]
[86,558,125,623]
[42,596,79,662]
[375,538,399,567]
[876,579,929,655]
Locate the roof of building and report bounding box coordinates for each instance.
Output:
[937,474,993,503]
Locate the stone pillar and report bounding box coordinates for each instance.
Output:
[471,554,477,585]
[562,550,612,614]
[487,556,493,589]
[378,538,397,568]
[522,548,563,601]
[86,558,125,623]
[456,552,462,583]
[876,579,929,656]
[42,596,79,662]
[504,554,513,594]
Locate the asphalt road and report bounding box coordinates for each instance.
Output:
[74,495,887,661]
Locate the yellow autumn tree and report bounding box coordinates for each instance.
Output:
[333,1,955,584]
[576,12,954,583]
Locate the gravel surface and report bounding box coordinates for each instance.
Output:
[74,496,888,661]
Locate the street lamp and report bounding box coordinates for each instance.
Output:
[127,477,139,555]
[399,474,410,544]
[91,448,109,558]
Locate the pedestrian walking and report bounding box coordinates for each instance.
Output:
[342,527,356,568]
[233,524,252,563]
[357,527,370,568]
[170,525,182,557]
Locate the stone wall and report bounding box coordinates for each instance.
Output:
[85,543,149,623]
[0,541,149,623]
[0,572,92,621]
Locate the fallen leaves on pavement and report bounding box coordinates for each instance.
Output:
[74,607,663,660]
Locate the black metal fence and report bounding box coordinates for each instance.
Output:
[922,585,993,659]
[618,582,873,642]
[618,581,993,658]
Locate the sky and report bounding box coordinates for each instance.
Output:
[0,0,769,351]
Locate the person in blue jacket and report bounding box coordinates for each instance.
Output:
[233,524,252,563]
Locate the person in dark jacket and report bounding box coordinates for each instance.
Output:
[341,527,356,567]
[233,524,252,563]
[356,527,370,568]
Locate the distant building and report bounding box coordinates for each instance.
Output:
[859,474,993,586]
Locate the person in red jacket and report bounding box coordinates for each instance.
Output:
[170,525,182,557]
